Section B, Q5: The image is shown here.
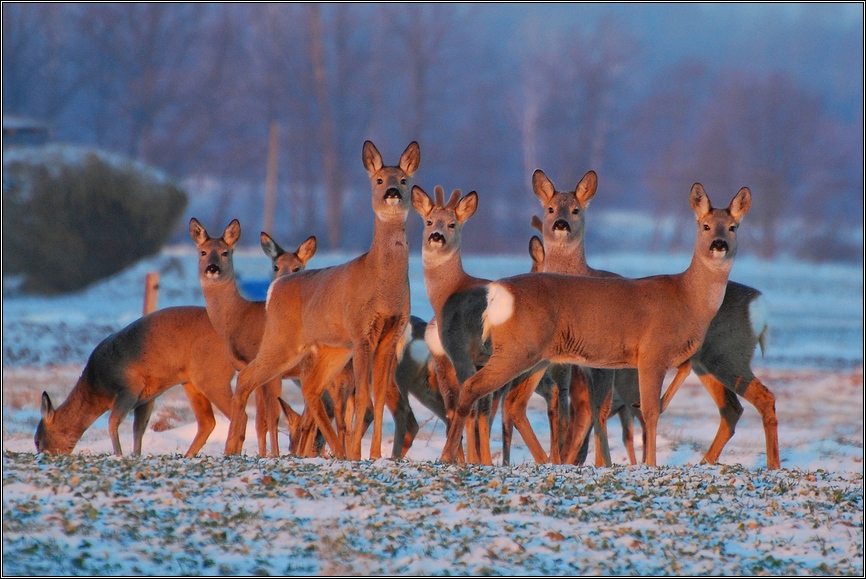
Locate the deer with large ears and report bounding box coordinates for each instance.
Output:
[189,217,318,457]
[224,140,420,460]
[440,183,753,467]
[412,184,504,464]
[35,306,235,457]
[532,169,779,469]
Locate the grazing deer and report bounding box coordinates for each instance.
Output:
[412,184,504,464]
[532,169,778,469]
[224,140,420,460]
[190,217,317,457]
[440,183,752,467]
[35,306,235,457]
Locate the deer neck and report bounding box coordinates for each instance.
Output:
[543,239,591,276]
[56,378,109,443]
[368,215,409,279]
[200,277,251,340]
[422,248,474,317]
[681,252,734,319]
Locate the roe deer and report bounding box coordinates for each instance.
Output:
[412,185,503,464]
[532,169,778,469]
[35,306,235,457]
[224,140,420,460]
[190,217,317,457]
[396,316,448,423]
[440,183,752,467]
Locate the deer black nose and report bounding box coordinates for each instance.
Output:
[205,264,221,275]
[428,232,445,243]
[553,219,571,232]
[710,240,729,253]
[384,187,402,200]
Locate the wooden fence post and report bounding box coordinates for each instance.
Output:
[143,272,160,315]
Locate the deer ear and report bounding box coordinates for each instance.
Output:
[223,219,241,247]
[189,218,208,246]
[41,391,55,424]
[295,236,318,265]
[575,170,598,208]
[528,235,545,271]
[729,187,752,221]
[530,215,543,232]
[456,191,478,223]
[532,169,555,205]
[399,141,421,176]
[363,140,383,175]
[411,185,434,217]
[260,232,282,260]
[689,183,712,219]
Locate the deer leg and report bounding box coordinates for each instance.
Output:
[587,368,615,467]
[562,366,592,464]
[385,377,418,459]
[301,351,353,459]
[443,354,542,463]
[259,379,282,457]
[349,343,374,461]
[504,366,550,464]
[131,400,155,456]
[736,377,780,469]
[660,361,692,413]
[694,373,743,465]
[637,363,667,467]
[617,403,638,465]
[228,348,301,455]
[181,383,217,458]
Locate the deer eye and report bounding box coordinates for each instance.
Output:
[572,208,580,215]
[200,251,206,256]
[448,223,456,229]
[222,251,229,257]
[703,224,711,231]
[729,225,737,232]
[377,178,383,185]
[273,265,279,272]
[400,178,407,185]
[547,207,554,214]
[426,220,433,226]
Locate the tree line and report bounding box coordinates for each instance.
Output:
[3,3,862,260]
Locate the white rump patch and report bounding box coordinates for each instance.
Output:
[749,294,769,355]
[265,280,278,311]
[482,282,514,341]
[425,318,446,357]
[408,339,430,365]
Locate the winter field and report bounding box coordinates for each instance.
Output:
[2,246,863,575]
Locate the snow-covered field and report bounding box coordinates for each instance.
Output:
[3,246,864,575]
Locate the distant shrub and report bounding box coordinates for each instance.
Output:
[3,148,187,294]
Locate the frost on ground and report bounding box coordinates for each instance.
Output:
[2,453,863,576]
[2,248,863,575]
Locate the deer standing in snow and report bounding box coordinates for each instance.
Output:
[440,183,752,467]
[35,306,235,457]
[412,185,506,464]
[531,170,778,468]
[223,140,420,460]
[190,217,318,457]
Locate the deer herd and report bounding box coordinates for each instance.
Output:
[35,140,780,470]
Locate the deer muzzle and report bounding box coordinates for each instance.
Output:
[428,232,446,247]
[552,219,571,233]
[205,263,221,277]
[709,239,729,257]
[383,187,402,205]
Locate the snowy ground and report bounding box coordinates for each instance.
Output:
[2,246,864,575]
